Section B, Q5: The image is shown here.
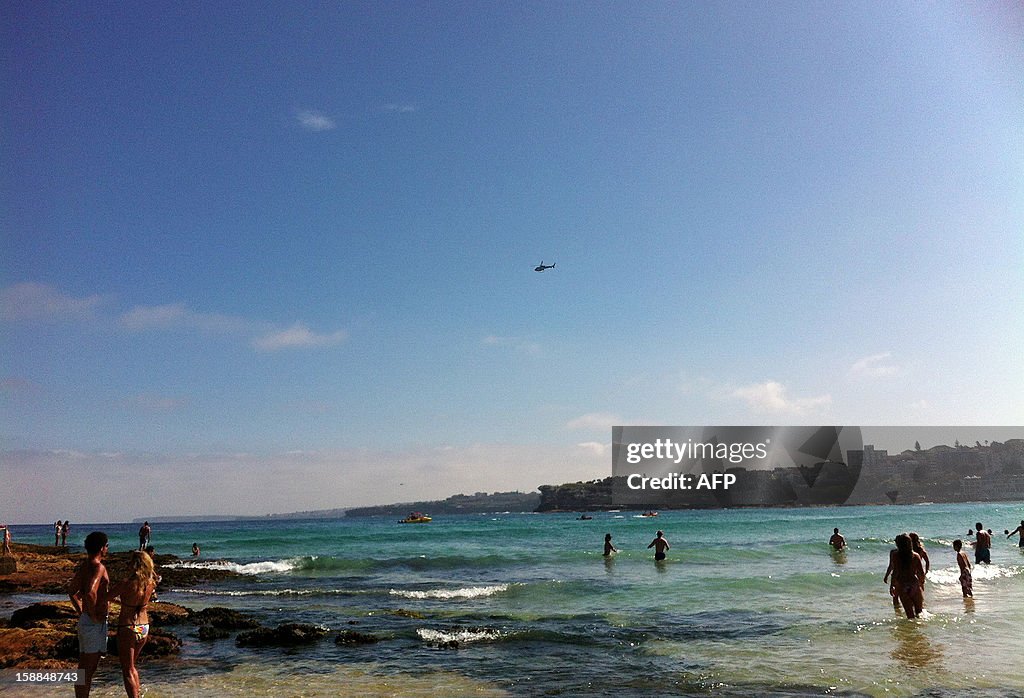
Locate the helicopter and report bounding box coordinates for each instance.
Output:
[534,261,556,272]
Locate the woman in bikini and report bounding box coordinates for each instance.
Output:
[890,533,926,619]
[110,550,156,698]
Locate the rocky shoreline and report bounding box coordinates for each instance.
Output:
[0,543,245,669]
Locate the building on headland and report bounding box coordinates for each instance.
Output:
[542,439,1024,511]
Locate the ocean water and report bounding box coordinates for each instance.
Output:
[4,501,1024,697]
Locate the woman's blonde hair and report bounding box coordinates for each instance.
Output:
[125,550,155,596]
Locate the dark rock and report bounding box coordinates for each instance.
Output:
[108,628,181,658]
[0,557,17,574]
[188,606,260,630]
[9,602,77,629]
[197,626,230,641]
[334,630,380,645]
[392,608,425,619]
[146,602,191,626]
[236,623,328,648]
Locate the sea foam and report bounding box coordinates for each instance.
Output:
[416,627,504,644]
[389,584,509,600]
[163,558,301,575]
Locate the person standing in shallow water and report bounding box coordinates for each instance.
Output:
[973,522,992,564]
[603,533,617,557]
[890,533,926,618]
[953,540,972,598]
[647,530,670,561]
[1007,520,1024,547]
[829,528,846,550]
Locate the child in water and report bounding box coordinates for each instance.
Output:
[603,533,617,557]
[953,540,972,598]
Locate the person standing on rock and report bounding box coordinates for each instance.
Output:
[67,531,110,697]
[110,550,156,698]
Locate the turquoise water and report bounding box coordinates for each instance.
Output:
[4,501,1024,696]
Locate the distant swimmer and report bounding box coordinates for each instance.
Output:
[973,522,992,564]
[829,528,846,550]
[953,540,972,598]
[534,261,555,272]
[1007,521,1024,547]
[647,530,670,561]
[603,533,618,557]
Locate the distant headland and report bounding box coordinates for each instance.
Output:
[134,439,1023,523]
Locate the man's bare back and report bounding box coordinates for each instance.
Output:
[69,555,109,621]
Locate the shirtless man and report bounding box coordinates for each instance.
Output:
[1007,520,1024,547]
[67,531,110,697]
[973,522,992,564]
[829,528,846,550]
[953,539,972,598]
[647,530,670,561]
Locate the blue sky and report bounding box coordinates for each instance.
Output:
[3,2,1022,523]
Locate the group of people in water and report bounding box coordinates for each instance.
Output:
[602,530,672,561]
[828,519,1024,620]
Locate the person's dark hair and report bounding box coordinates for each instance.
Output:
[975,522,983,530]
[953,539,962,550]
[84,531,108,555]
[144,545,155,554]
[895,532,912,567]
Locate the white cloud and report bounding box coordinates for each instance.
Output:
[0,282,103,321]
[731,381,832,416]
[297,109,336,131]
[576,441,608,456]
[566,412,623,431]
[254,322,347,351]
[481,335,541,355]
[850,352,900,378]
[119,302,250,333]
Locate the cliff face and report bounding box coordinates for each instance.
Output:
[535,479,613,512]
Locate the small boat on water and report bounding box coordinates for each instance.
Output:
[641,511,659,517]
[398,512,432,524]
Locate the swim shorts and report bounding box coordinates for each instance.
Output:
[78,614,108,654]
[959,571,973,597]
[975,547,991,564]
[654,552,666,561]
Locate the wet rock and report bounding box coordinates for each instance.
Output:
[107,628,181,658]
[9,602,77,629]
[197,626,230,641]
[392,608,425,619]
[188,606,260,630]
[236,623,328,648]
[334,630,380,645]
[145,602,191,626]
